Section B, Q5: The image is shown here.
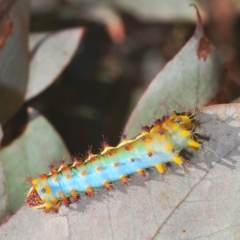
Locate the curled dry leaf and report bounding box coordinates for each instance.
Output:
[124,6,223,138]
[0,104,240,239]
[25,28,85,101]
[0,108,71,213]
[0,0,29,124]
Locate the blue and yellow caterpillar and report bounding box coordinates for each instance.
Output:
[26,112,201,212]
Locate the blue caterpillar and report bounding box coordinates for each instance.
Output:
[26,112,201,212]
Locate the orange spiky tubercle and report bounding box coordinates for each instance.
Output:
[26,111,201,212]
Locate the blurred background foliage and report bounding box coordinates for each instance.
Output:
[26,0,240,154]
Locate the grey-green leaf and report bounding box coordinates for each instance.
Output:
[0,125,8,223]
[0,104,240,239]
[0,108,71,213]
[0,0,30,124]
[25,28,85,101]
[114,0,206,22]
[68,0,206,23]
[124,7,223,138]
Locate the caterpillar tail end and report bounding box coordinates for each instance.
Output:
[26,187,58,212]
[26,188,45,209]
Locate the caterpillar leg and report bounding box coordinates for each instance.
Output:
[86,186,94,197]
[70,189,80,202]
[188,139,201,149]
[155,164,166,174]
[121,176,129,184]
[104,181,112,191]
[173,156,188,168]
[137,169,147,177]
[44,203,52,213]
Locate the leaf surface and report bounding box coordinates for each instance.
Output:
[78,4,125,43]
[114,0,206,22]
[25,28,85,101]
[0,104,239,239]
[124,7,223,138]
[67,0,206,22]
[0,125,7,223]
[0,108,71,213]
[0,0,30,124]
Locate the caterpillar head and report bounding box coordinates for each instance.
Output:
[168,112,195,130]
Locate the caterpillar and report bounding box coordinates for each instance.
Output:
[26,111,202,212]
